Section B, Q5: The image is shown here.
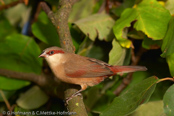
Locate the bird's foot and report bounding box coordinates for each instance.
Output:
[64,93,83,106]
[65,97,72,106]
[75,93,83,99]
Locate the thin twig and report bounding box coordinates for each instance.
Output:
[114,47,146,95]
[0,0,23,11]
[40,2,58,35]
[0,90,11,111]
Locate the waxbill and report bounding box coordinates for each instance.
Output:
[39,46,147,103]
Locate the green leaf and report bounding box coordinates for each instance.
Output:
[161,17,174,76]
[113,0,171,48]
[0,34,42,90]
[92,91,115,113]
[113,8,137,48]
[32,12,60,46]
[166,53,174,77]
[163,84,174,116]
[120,71,151,95]
[0,15,16,39]
[16,86,49,110]
[134,0,171,39]
[74,13,115,41]
[100,76,158,116]
[0,77,30,90]
[131,101,165,116]
[161,16,174,57]
[109,39,126,65]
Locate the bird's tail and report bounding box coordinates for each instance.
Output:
[110,66,147,75]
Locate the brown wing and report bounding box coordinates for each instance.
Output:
[64,54,113,78]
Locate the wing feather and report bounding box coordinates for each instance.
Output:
[64,54,113,78]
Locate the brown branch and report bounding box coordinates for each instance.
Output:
[40,2,58,28]
[0,68,65,99]
[0,0,23,11]
[40,1,88,116]
[55,0,75,52]
[0,68,43,83]
[114,47,146,95]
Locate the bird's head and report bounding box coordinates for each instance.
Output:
[39,46,65,65]
[39,46,65,58]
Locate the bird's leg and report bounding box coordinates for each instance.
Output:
[65,89,83,105]
[65,84,87,105]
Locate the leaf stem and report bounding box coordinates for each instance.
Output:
[157,77,174,83]
[0,90,11,110]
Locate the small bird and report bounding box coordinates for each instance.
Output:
[39,46,147,103]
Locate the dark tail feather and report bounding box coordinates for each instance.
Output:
[110,66,147,74]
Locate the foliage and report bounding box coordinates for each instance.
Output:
[0,0,174,116]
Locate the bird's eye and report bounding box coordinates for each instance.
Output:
[49,51,54,55]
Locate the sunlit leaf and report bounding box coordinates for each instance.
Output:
[163,84,174,116]
[113,0,171,48]
[74,13,115,41]
[100,76,158,116]
[16,86,49,110]
[113,8,137,48]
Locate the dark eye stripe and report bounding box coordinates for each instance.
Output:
[46,50,64,55]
